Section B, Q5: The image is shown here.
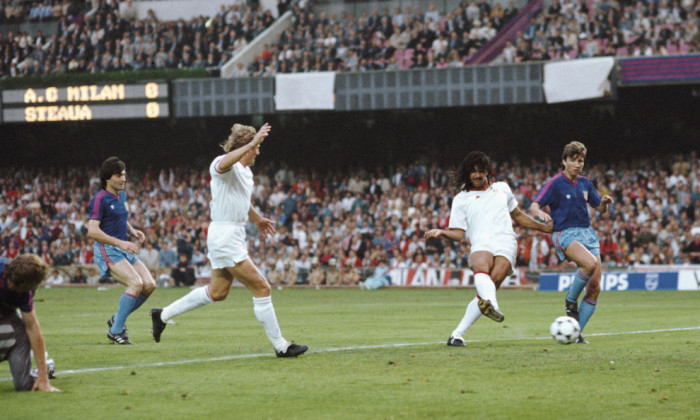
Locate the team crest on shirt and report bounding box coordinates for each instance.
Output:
[566,194,571,199]
[583,191,588,201]
[110,205,115,209]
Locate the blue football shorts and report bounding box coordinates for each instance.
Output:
[552,227,600,262]
[94,242,138,277]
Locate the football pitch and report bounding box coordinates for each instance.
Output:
[3,287,699,419]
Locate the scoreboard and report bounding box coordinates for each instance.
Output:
[1,81,169,123]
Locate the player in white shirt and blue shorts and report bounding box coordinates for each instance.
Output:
[150,122,308,358]
[426,151,552,348]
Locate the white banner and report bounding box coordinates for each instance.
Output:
[678,269,700,290]
[274,72,335,110]
[543,57,614,103]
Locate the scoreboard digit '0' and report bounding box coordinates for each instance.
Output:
[1,81,169,123]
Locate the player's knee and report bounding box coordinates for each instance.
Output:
[143,280,156,295]
[581,260,597,276]
[209,287,229,301]
[256,279,271,296]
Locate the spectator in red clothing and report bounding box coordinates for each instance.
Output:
[599,231,620,261]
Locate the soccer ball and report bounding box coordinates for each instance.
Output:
[549,316,581,345]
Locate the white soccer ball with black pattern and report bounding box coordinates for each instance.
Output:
[549,316,581,345]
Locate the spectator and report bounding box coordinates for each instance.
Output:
[45,269,65,286]
[71,267,87,284]
[170,253,195,287]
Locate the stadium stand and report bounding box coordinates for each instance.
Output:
[0,0,277,76]
[1,0,699,78]
[1,153,699,287]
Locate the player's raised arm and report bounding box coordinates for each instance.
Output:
[218,123,271,172]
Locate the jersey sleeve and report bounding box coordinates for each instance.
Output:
[585,178,602,208]
[447,193,468,233]
[533,176,555,207]
[504,183,518,212]
[210,155,230,177]
[20,290,34,313]
[87,195,103,221]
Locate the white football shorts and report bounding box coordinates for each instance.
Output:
[470,233,517,272]
[207,222,249,269]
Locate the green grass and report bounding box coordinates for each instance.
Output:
[3,288,699,419]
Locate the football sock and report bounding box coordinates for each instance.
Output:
[452,297,482,338]
[129,293,148,314]
[578,297,597,332]
[253,296,289,352]
[161,286,213,322]
[566,269,590,304]
[474,272,499,309]
[110,293,137,334]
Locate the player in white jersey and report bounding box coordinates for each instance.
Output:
[425,151,552,347]
[150,122,308,358]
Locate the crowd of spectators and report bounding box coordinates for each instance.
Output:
[0,0,85,23]
[241,0,700,76]
[0,0,276,77]
[1,152,699,288]
[2,0,700,79]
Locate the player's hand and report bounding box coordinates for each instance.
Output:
[120,240,140,254]
[32,377,60,392]
[534,211,552,223]
[132,229,146,244]
[424,229,443,239]
[601,195,614,206]
[256,218,276,239]
[253,123,271,146]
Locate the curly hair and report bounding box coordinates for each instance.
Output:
[4,254,49,293]
[220,123,256,153]
[450,151,491,192]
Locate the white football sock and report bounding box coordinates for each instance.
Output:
[474,272,499,310]
[253,296,289,352]
[161,286,214,322]
[452,297,482,338]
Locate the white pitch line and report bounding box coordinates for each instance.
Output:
[2,326,698,382]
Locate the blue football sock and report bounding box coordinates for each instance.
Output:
[566,269,591,304]
[578,297,597,332]
[130,293,149,314]
[110,293,137,334]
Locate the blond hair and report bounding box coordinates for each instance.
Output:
[220,123,256,153]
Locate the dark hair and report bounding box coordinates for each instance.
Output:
[99,156,125,189]
[451,151,491,191]
[5,254,49,293]
[562,141,587,163]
